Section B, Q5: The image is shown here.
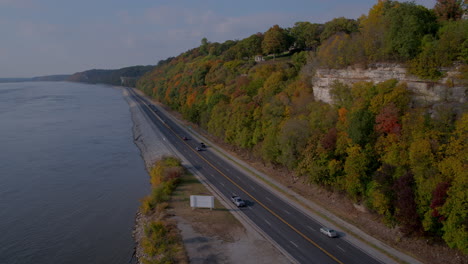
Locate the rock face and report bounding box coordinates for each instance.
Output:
[312,63,467,113]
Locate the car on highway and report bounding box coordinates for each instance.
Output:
[195,146,202,151]
[200,142,206,148]
[231,195,246,207]
[320,227,337,238]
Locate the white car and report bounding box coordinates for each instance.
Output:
[230,195,246,207]
[320,227,338,238]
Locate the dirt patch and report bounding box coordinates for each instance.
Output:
[168,172,291,264]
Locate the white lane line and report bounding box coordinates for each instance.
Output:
[220,182,225,187]
[264,219,272,226]
[306,225,315,231]
[337,245,345,252]
[250,186,255,190]
[290,241,299,248]
[265,197,272,201]
[283,209,291,215]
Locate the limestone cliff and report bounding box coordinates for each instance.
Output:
[312,63,467,113]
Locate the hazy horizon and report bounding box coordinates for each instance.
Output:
[1,0,435,78]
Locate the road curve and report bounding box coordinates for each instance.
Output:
[127,87,385,264]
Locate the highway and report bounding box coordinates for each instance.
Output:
[127,87,384,264]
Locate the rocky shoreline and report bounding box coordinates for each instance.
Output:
[122,88,175,263]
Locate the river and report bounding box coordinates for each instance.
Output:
[0,82,150,264]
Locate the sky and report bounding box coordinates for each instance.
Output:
[0,0,436,78]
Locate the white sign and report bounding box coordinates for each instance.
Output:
[190,195,214,209]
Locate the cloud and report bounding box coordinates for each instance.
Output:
[141,4,292,44]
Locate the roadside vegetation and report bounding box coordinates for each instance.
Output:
[137,0,467,255]
[138,157,188,264]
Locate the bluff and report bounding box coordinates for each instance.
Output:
[68,65,154,87]
[312,63,467,114]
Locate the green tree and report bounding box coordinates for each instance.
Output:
[330,81,353,109]
[436,19,468,65]
[262,25,290,56]
[290,21,323,50]
[382,1,438,60]
[320,17,359,42]
[200,37,210,55]
[239,33,264,58]
[347,108,375,147]
[440,174,468,253]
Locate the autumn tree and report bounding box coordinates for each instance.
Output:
[439,113,468,253]
[375,103,401,135]
[358,0,387,62]
[434,0,464,21]
[343,145,371,199]
[393,171,422,235]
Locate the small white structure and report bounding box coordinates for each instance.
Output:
[255,55,264,62]
[190,195,215,209]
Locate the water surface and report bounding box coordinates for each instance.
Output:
[0,82,149,264]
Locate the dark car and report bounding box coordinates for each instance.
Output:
[200,142,206,148]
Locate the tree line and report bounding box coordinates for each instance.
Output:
[137,0,467,253]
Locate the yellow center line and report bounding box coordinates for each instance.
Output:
[131,88,344,264]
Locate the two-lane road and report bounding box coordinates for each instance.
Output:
[128,88,384,264]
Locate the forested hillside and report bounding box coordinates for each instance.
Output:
[68,65,154,87]
[137,0,467,253]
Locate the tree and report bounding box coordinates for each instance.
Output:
[330,81,353,109]
[382,1,438,60]
[393,171,422,235]
[436,19,468,65]
[320,17,359,42]
[359,0,387,62]
[200,37,210,55]
[278,118,310,169]
[347,108,375,147]
[439,113,468,253]
[375,103,401,135]
[440,175,468,253]
[343,145,370,199]
[262,25,290,56]
[434,0,464,21]
[239,33,264,58]
[290,21,323,50]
